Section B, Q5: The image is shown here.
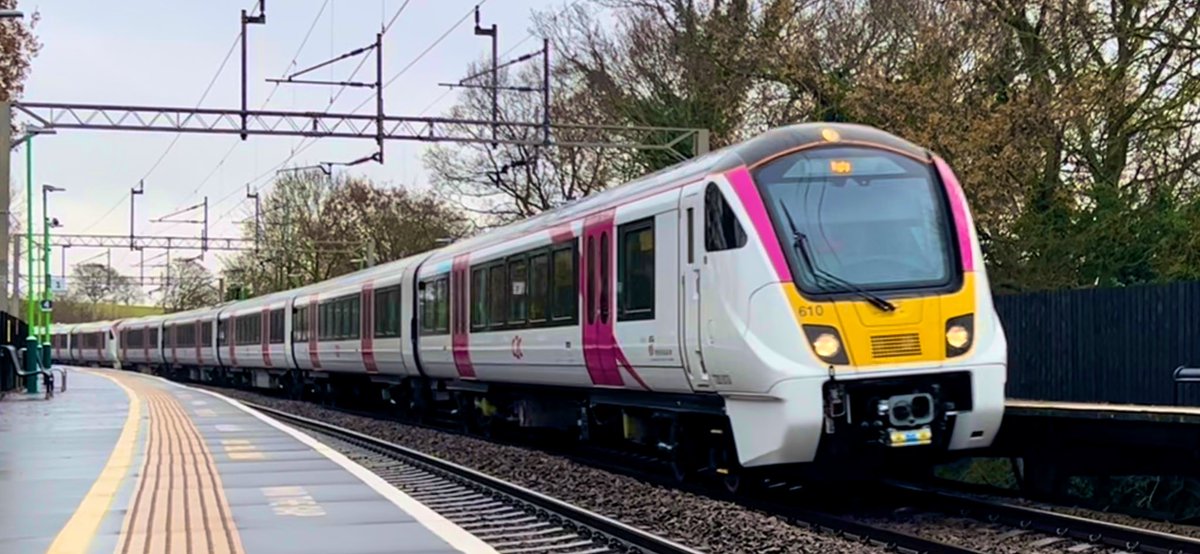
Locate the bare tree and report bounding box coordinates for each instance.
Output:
[224,170,469,295]
[65,263,140,308]
[424,61,623,225]
[160,259,217,313]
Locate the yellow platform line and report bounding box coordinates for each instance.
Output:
[46,370,142,554]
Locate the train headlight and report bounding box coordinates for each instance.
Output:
[945,314,974,357]
[946,326,969,348]
[803,325,849,365]
[814,334,840,357]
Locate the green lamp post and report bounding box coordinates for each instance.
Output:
[23,136,37,389]
[42,185,64,369]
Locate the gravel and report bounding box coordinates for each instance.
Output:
[866,510,1143,554]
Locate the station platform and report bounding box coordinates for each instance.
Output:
[994,398,1200,479]
[0,368,497,554]
[1006,398,1200,423]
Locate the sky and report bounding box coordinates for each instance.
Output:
[9,0,570,300]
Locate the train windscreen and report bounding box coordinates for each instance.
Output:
[755,146,956,294]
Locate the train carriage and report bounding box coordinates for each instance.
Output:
[116,316,162,370]
[415,169,692,393]
[61,122,1006,479]
[288,259,421,379]
[69,320,117,367]
[214,295,291,386]
[50,323,73,363]
[159,307,219,370]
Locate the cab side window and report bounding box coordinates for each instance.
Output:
[705,182,747,252]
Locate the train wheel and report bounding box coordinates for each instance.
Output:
[709,434,751,494]
[669,424,698,484]
[670,448,697,484]
[721,471,743,494]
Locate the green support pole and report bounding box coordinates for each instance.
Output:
[42,188,52,369]
[23,137,38,392]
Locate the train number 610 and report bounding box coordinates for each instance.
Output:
[797,305,825,318]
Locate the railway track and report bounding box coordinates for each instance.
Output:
[885,482,1200,554]
[246,403,704,554]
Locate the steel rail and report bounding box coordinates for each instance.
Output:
[886,481,1200,554]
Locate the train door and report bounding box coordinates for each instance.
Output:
[581,211,622,386]
[678,182,712,389]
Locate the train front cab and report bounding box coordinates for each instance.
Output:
[701,127,1006,475]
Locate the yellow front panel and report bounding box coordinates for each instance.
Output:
[785,273,978,368]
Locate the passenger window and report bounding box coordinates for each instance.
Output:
[551,245,576,322]
[488,265,506,329]
[508,257,528,324]
[419,282,433,335]
[389,288,401,337]
[619,218,656,320]
[351,296,362,339]
[471,268,488,330]
[529,252,549,323]
[278,309,285,343]
[332,300,341,339]
[373,289,385,338]
[343,298,350,339]
[705,183,747,251]
[331,301,340,339]
[436,278,450,333]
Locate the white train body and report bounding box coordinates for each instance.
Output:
[51,123,1006,472]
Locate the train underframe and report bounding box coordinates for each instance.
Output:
[136,363,977,491]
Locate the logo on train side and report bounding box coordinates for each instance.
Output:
[511,335,524,359]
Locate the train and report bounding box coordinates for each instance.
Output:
[51,123,1006,486]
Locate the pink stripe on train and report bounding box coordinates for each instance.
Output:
[933,157,975,272]
[726,166,794,282]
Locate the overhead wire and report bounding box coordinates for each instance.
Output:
[158,0,333,235]
[350,0,489,115]
[217,0,552,225]
[76,29,243,234]
[211,0,453,227]
[407,0,570,125]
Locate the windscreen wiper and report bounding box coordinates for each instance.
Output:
[778,202,897,312]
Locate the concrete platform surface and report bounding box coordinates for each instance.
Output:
[0,368,497,554]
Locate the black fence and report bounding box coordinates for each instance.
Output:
[0,312,28,392]
[995,281,1200,406]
